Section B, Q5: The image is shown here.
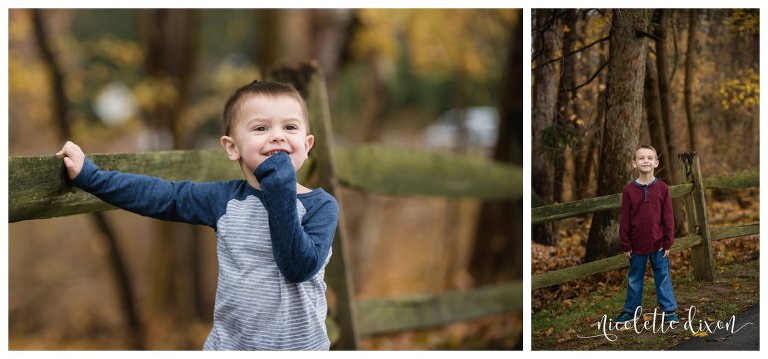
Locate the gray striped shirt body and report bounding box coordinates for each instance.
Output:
[204,195,331,350]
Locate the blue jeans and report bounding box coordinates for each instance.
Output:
[623,249,678,313]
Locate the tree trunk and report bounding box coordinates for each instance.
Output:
[136,9,203,328]
[654,9,687,236]
[30,9,144,349]
[643,53,671,183]
[257,9,312,72]
[469,10,523,284]
[574,89,604,201]
[308,9,353,88]
[359,59,388,143]
[584,9,651,262]
[573,19,606,202]
[554,9,577,203]
[532,9,559,246]
[684,9,698,152]
[257,9,282,71]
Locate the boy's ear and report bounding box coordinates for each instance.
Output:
[220,136,240,161]
[304,134,315,155]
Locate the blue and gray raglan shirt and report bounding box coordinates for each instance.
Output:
[71,152,338,350]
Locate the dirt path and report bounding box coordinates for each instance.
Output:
[670,305,759,351]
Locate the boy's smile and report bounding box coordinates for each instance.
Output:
[220,94,314,184]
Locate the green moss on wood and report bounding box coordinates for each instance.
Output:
[334,145,523,200]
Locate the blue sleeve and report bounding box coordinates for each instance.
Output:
[72,156,228,229]
[254,152,338,283]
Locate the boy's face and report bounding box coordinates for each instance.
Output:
[221,94,314,174]
[632,148,659,175]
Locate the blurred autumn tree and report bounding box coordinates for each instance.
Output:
[347,9,514,142]
[9,8,520,350]
[531,9,759,260]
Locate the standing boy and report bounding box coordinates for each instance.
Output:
[57,80,338,350]
[614,145,679,324]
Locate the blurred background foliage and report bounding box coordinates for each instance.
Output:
[9,8,514,152]
[9,8,521,350]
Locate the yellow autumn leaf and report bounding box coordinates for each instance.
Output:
[692,331,709,337]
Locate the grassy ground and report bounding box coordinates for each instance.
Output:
[532,257,759,350]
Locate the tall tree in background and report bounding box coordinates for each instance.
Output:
[136,9,204,332]
[348,9,389,143]
[653,9,686,236]
[584,9,650,262]
[308,9,354,88]
[644,53,671,184]
[684,9,699,152]
[553,9,578,203]
[30,9,144,349]
[532,9,559,246]
[573,13,608,201]
[470,10,522,283]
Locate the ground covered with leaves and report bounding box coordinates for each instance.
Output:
[532,188,759,350]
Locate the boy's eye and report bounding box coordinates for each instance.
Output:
[253,126,268,132]
[285,124,299,131]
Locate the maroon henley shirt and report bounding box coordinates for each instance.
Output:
[619,178,675,255]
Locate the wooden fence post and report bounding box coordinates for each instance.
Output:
[678,152,715,281]
[269,63,360,349]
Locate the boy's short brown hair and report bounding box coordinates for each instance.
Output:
[222,80,310,136]
[635,144,658,158]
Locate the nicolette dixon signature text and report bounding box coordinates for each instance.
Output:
[577,306,754,342]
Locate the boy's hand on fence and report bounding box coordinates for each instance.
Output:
[625,251,632,258]
[56,141,85,180]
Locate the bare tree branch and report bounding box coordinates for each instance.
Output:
[565,59,609,92]
[532,35,610,71]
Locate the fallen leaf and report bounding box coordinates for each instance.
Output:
[693,332,709,337]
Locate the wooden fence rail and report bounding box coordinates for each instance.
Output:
[532,152,758,290]
[531,223,758,290]
[356,281,523,336]
[532,170,758,225]
[10,146,522,223]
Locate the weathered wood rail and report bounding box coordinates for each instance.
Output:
[532,152,758,290]
[532,170,758,225]
[9,63,523,348]
[9,146,522,223]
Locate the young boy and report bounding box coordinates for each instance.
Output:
[614,144,679,324]
[56,80,339,350]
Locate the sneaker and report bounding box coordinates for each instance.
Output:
[615,311,635,323]
[663,311,680,323]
